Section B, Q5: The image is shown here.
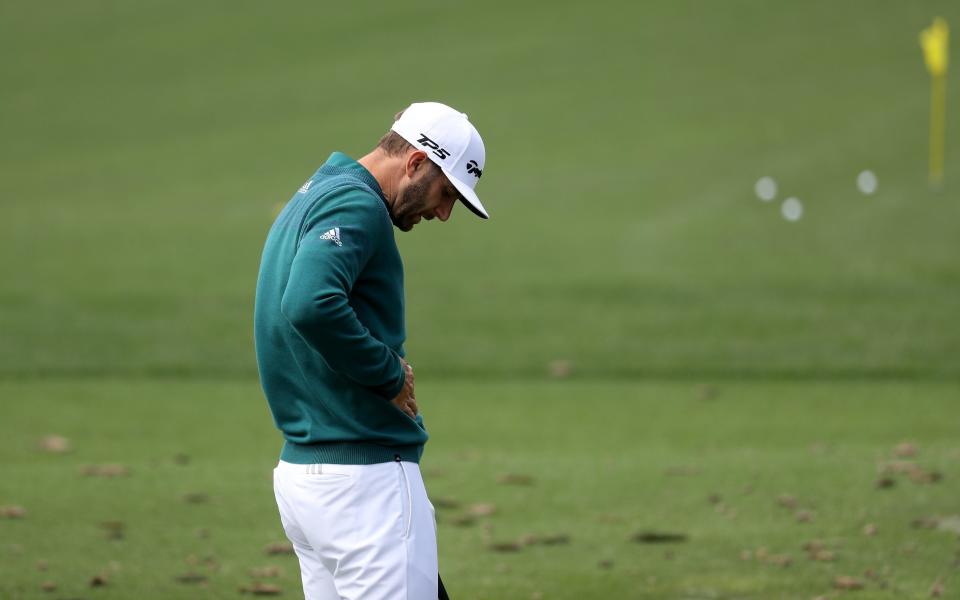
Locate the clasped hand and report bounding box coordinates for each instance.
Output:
[390,358,418,418]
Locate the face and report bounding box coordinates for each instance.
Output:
[389,161,460,232]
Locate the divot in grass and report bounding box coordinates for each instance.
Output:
[239,582,282,595]
[0,505,26,519]
[264,542,294,556]
[833,575,864,590]
[174,572,208,585]
[80,464,130,478]
[37,435,71,454]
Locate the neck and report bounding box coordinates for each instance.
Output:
[358,149,403,207]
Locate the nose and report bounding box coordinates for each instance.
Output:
[435,198,454,222]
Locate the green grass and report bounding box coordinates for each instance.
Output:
[1,0,959,379]
[1,380,958,599]
[1,1,960,598]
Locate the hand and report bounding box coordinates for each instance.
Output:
[390,358,418,418]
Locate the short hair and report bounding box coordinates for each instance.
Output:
[375,110,413,157]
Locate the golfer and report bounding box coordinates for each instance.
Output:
[254,102,488,600]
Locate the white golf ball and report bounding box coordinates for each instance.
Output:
[781,197,803,222]
[857,170,878,195]
[754,176,777,202]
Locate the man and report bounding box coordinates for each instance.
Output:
[254,101,487,600]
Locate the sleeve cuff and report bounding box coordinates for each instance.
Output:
[376,355,406,400]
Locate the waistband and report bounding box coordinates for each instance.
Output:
[274,460,421,475]
[280,440,423,465]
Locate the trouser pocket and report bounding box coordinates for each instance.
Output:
[395,458,413,539]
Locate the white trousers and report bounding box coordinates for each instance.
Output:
[273,459,438,600]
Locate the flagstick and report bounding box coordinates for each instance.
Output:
[930,72,947,189]
[921,17,949,190]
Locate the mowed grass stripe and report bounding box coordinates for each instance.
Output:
[2,1,959,379]
[1,379,958,599]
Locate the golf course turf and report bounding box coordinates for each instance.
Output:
[2,1,959,598]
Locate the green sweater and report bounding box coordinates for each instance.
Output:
[254,152,427,464]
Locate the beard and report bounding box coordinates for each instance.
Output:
[389,174,433,232]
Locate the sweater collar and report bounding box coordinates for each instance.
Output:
[323,152,387,202]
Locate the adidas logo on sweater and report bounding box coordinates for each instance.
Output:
[298,180,313,194]
[319,227,342,247]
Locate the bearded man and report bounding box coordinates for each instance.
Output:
[254,101,488,600]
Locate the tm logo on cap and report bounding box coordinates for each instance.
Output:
[416,134,451,160]
[466,160,483,178]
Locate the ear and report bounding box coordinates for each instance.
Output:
[404,149,430,178]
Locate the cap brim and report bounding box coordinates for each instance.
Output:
[444,171,489,219]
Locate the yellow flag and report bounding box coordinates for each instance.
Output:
[920,17,949,76]
[921,18,950,187]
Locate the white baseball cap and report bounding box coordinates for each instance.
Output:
[390,101,489,219]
